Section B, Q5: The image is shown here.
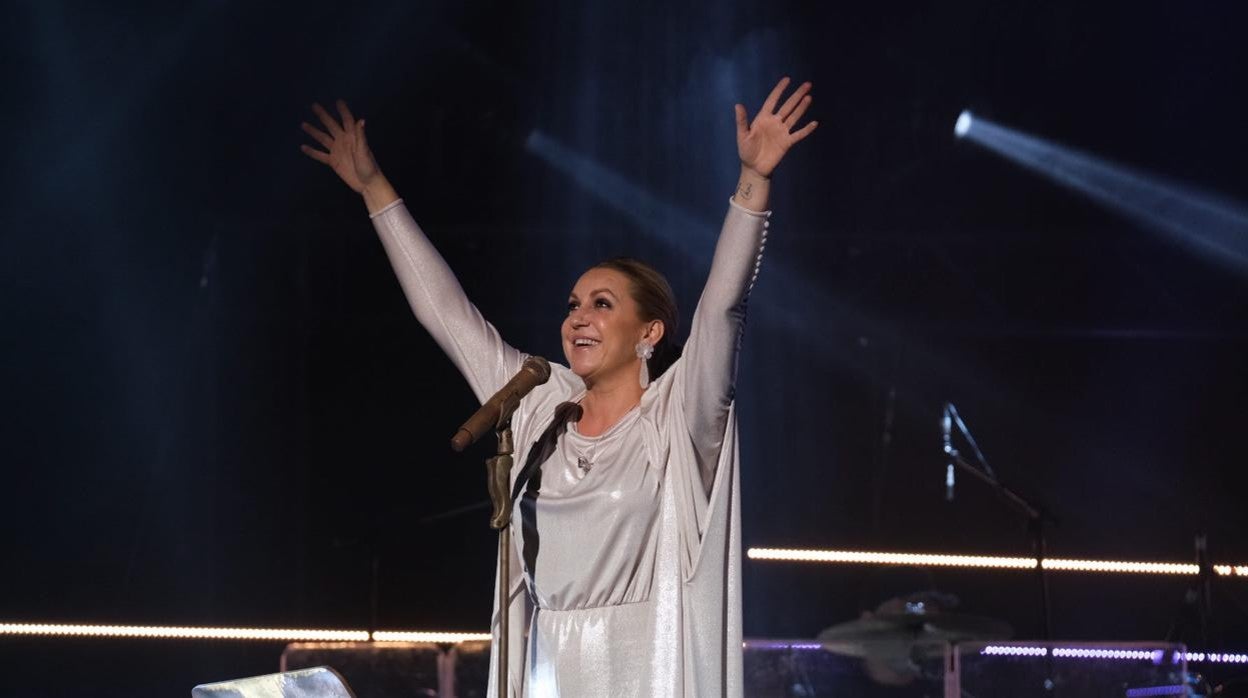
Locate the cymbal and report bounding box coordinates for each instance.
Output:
[817,611,1013,658]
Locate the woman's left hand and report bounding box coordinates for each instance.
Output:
[735,77,818,179]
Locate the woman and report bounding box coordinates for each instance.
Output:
[301,77,816,697]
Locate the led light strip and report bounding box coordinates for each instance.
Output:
[1124,686,1187,697]
[748,548,1248,577]
[372,631,492,643]
[0,623,370,641]
[0,623,487,643]
[746,548,1035,569]
[1183,652,1248,664]
[980,645,1248,664]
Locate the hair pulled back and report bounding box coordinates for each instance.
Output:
[592,257,683,381]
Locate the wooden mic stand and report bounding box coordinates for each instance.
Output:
[485,392,521,698]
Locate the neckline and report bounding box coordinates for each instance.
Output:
[568,402,641,442]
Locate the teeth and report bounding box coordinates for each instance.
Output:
[574,338,599,347]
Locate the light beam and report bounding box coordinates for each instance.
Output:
[955,110,1248,273]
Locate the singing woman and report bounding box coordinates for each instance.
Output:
[301,76,816,696]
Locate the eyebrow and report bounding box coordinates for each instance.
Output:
[568,288,619,299]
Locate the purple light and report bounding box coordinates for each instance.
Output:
[1051,648,1163,661]
[743,640,823,651]
[1124,686,1188,697]
[980,645,1175,663]
[1185,651,1248,664]
[977,644,1248,665]
[981,645,1048,657]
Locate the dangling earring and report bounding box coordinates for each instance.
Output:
[636,341,654,389]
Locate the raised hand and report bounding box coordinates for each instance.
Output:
[301,100,382,194]
[735,77,818,179]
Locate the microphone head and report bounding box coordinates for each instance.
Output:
[523,355,552,383]
[450,428,473,453]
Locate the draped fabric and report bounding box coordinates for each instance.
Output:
[370,197,769,696]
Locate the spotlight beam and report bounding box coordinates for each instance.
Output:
[524,128,1035,419]
[955,111,1248,274]
[524,130,718,259]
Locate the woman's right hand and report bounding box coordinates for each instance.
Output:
[301,100,389,199]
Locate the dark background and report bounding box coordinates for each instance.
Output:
[2,0,1246,694]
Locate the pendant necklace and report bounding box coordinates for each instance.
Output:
[576,440,597,473]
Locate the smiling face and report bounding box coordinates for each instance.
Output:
[562,267,663,387]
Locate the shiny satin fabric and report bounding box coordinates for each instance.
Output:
[192,667,355,698]
[371,198,769,696]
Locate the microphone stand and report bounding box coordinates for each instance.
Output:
[484,392,522,698]
[947,451,1058,644]
[944,405,1059,692]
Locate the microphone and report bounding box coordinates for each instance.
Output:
[943,403,956,502]
[451,356,552,452]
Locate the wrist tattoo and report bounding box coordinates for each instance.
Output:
[737,181,753,199]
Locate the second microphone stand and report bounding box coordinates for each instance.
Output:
[948,449,1057,643]
[945,404,1060,694]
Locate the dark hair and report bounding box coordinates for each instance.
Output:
[592,257,683,381]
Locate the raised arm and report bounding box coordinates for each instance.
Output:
[682,78,817,488]
[301,101,524,402]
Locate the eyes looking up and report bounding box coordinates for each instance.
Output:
[566,296,613,314]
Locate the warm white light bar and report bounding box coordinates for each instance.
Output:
[0,623,369,642]
[747,548,1035,569]
[1042,559,1197,575]
[0,623,494,643]
[372,631,491,643]
[748,548,1248,577]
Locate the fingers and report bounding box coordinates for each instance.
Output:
[355,119,370,150]
[778,82,812,121]
[761,76,791,115]
[300,144,332,165]
[734,104,749,140]
[791,120,819,143]
[311,102,343,136]
[300,121,333,149]
[784,94,812,127]
[336,99,357,130]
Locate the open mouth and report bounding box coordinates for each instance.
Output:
[572,337,601,349]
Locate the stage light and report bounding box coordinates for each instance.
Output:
[742,640,824,650]
[748,547,1248,578]
[1124,686,1188,697]
[0,623,369,642]
[981,645,1048,657]
[371,631,492,643]
[524,129,717,258]
[1187,652,1248,664]
[954,110,1248,273]
[1042,559,1198,575]
[746,548,1035,569]
[1051,648,1163,661]
[954,110,973,138]
[0,623,501,644]
[979,645,1248,666]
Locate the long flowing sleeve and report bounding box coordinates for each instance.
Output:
[640,195,766,696]
[369,199,526,403]
[679,197,771,493]
[371,200,538,696]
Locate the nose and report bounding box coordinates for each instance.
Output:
[568,307,589,327]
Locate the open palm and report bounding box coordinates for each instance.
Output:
[735,77,818,178]
[300,100,380,193]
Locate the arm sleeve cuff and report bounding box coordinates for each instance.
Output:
[368,198,405,220]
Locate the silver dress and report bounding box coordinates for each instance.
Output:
[371,197,770,697]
